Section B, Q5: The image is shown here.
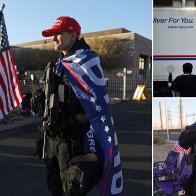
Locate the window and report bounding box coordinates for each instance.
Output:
[139,57,145,70]
[139,55,148,70]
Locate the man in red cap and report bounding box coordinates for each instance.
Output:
[38,16,101,196]
[42,16,82,53]
[38,15,123,196]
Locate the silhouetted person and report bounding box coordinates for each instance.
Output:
[168,63,196,97]
[20,80,31,114]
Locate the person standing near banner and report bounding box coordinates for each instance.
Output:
[168,62,196,97]
[38,16,123,196]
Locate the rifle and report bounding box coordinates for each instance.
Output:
[42,61,60,128]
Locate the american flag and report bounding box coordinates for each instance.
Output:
[116,71,124,77]
[0,11,23,120]
[56,49,123,195]
[174,141,191,155]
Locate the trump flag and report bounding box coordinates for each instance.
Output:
[0,10,23,120]
[57,49,123,196]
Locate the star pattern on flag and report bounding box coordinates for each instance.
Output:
[101,115,106,123]
[104,126,110,133]
[96,105,102,112]
[108,136,112,143]
[0,15,9,52]
[60,45,123,195]
[90,97,96,103]
[91,97,111,139]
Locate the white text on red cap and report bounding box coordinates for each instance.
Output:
[54,20,62,26]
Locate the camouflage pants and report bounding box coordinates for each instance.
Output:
[44,136,69,196]
[44,135,100,196]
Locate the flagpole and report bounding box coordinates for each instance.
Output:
[0,4,5,12]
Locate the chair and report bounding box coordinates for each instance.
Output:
[153,150,179,180]
[154,156,192,196]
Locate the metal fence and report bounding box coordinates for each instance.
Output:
[154,130,181,141]
[104,68,152,99]
[21,68,152,100]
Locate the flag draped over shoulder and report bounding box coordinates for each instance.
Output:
[60,49,123,195]
[0,11,23,120]
[174,141,191,155]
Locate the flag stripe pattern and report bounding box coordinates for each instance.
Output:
[0,11,23,120]
[174,141,191,154]
[58,49,123,195]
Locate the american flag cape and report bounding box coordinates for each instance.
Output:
[0,11,23,120]
[58,49,123,195]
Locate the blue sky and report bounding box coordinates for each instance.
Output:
[2,0,152,45]
[153,98,196,129]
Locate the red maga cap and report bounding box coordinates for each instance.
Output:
[42,16,81,37]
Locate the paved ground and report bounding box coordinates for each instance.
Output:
[153,142,175,162]
[0,99,152,196]
[111,100,152,196]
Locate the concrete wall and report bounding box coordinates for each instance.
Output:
[134,33,152,69]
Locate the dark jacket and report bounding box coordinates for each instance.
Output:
[170,74,196,97]
[49,38,90,136]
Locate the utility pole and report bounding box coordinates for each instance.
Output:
[165,100,169,140]
[179,98,184,132]
[167,107,172,129]
[159,102,163,130]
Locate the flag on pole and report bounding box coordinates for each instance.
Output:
[116,71,124,77]
[0,9,23,120]
[174,141,191,155]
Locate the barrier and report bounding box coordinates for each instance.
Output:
[133,85,149,101]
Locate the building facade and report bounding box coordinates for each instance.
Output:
[11,28,152,73]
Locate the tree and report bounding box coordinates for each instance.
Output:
[86,37,133,69]
[11,37,133,70]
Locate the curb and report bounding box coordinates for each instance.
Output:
[0,99,121,132]
[0,117,41,132]
[109,98,122,104]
